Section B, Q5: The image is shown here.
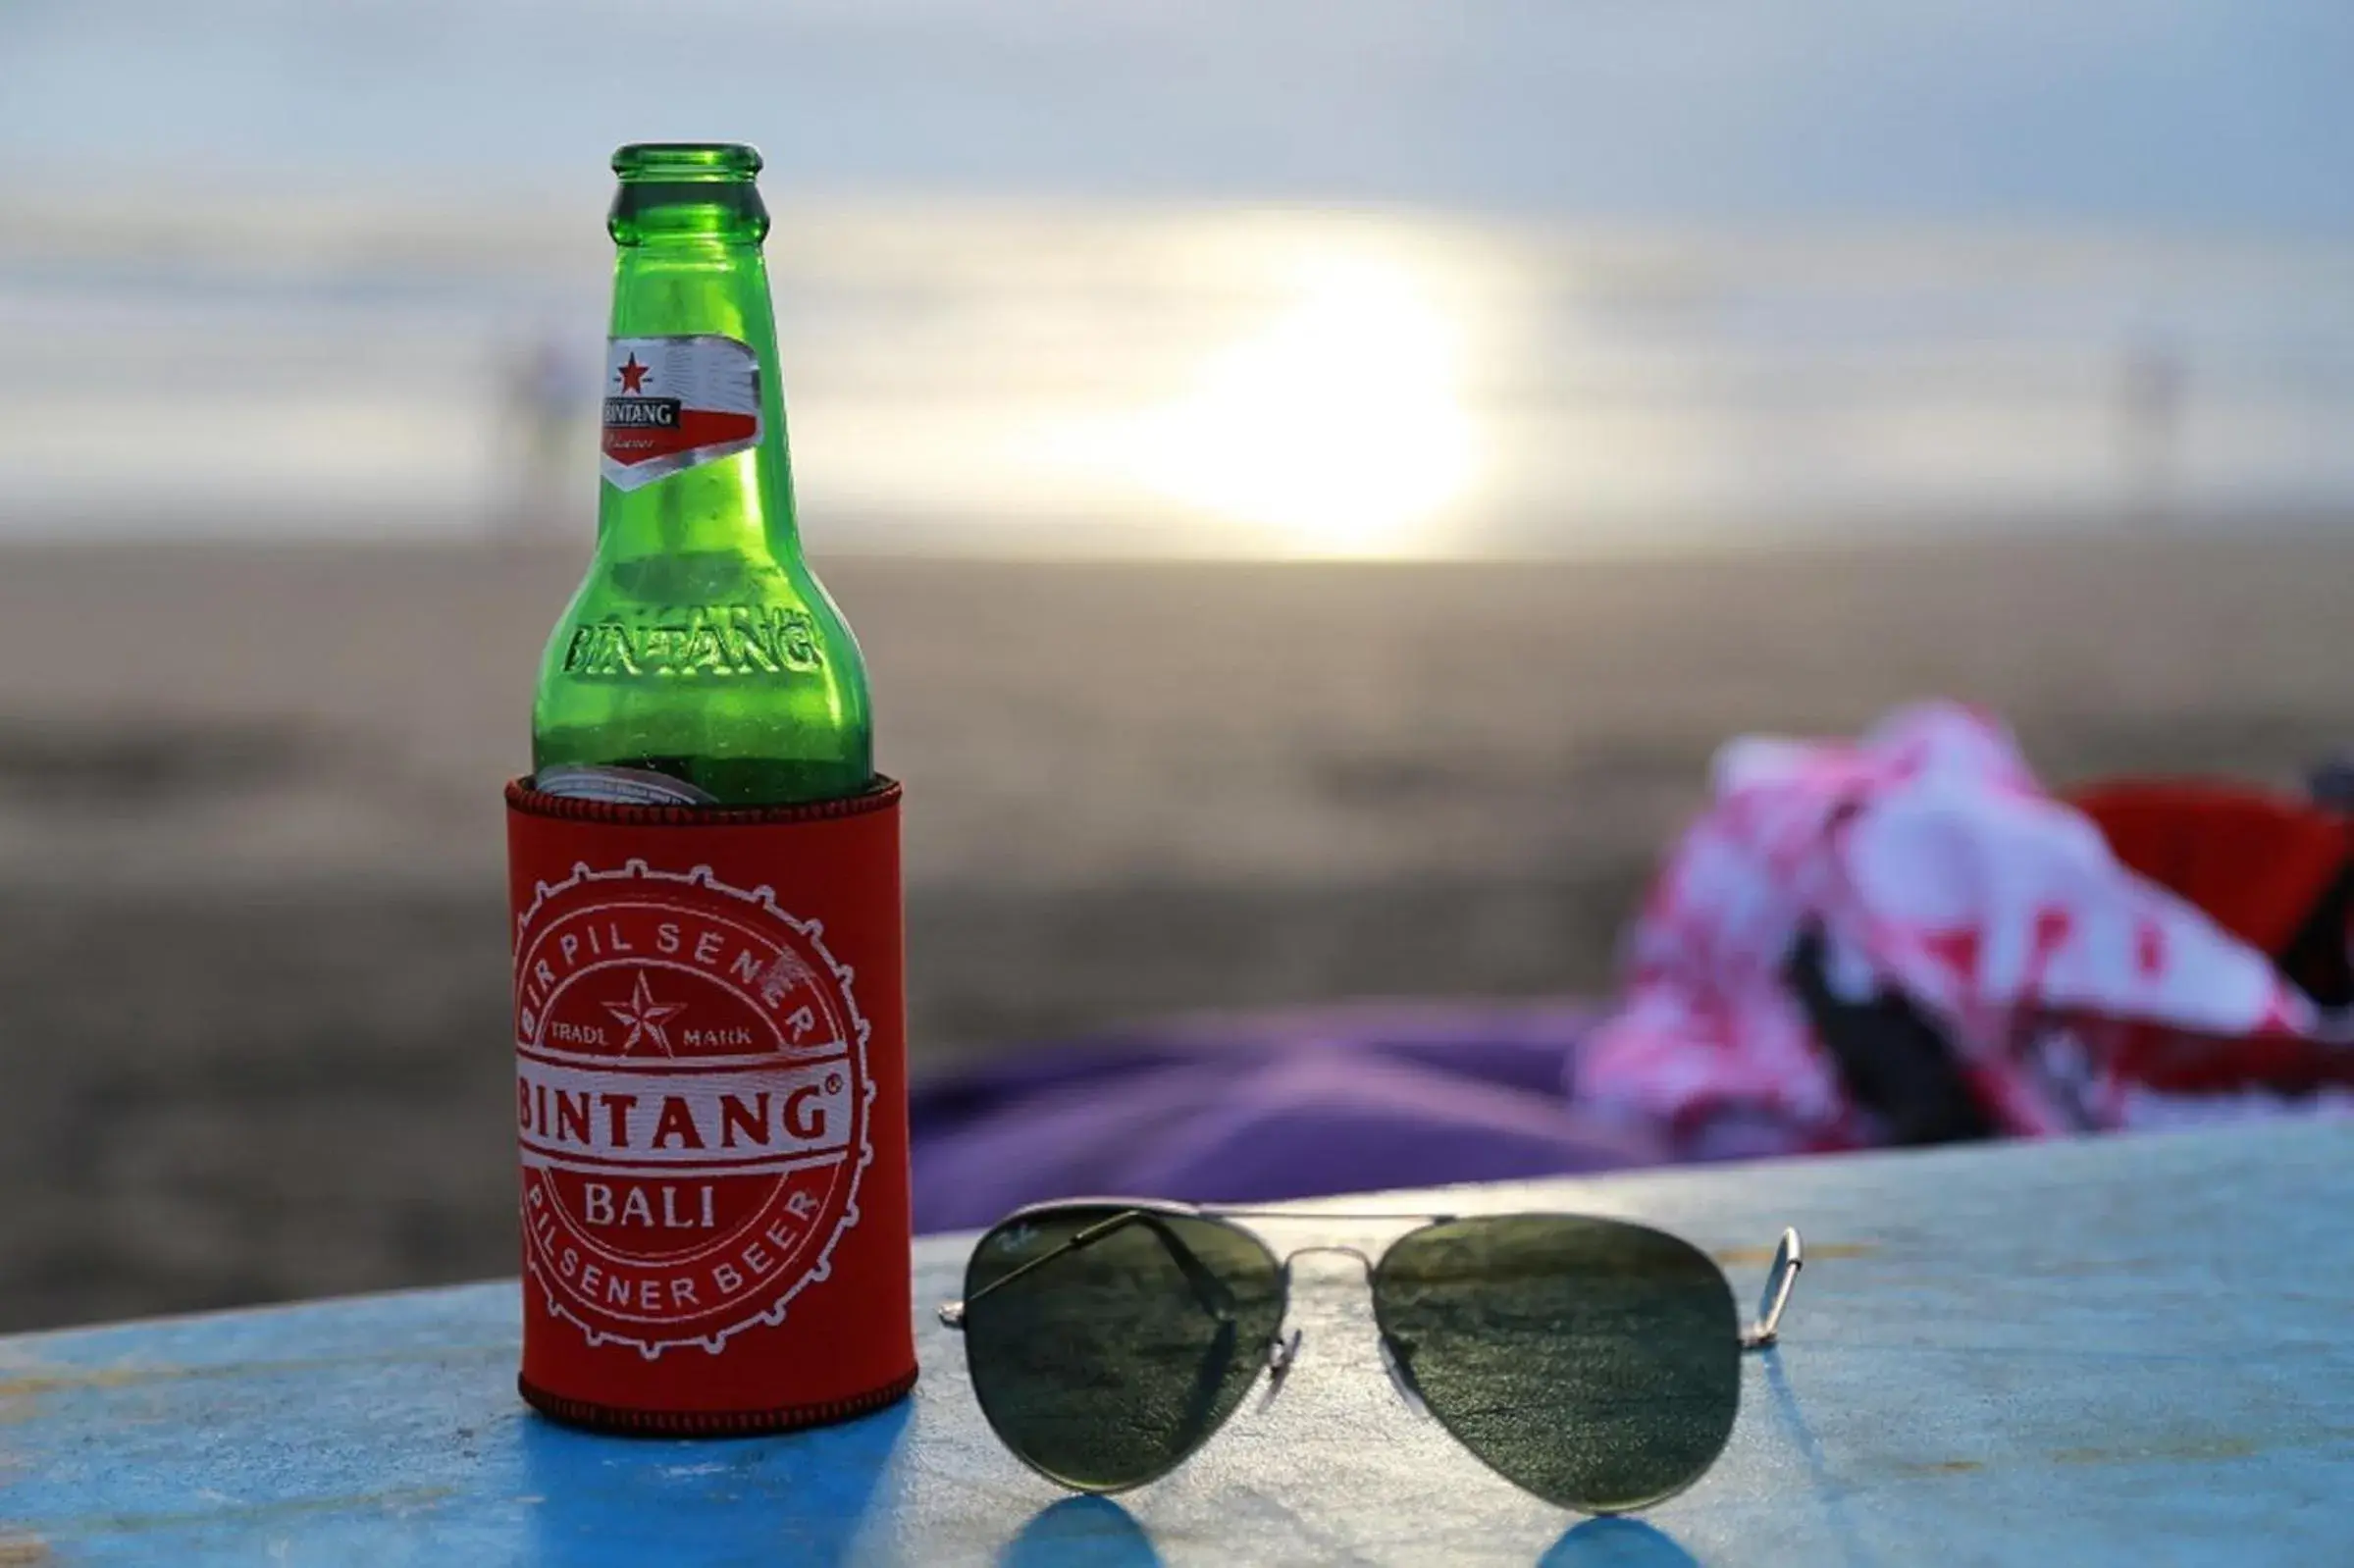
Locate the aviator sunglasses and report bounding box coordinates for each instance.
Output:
[940,1202,1803,1514]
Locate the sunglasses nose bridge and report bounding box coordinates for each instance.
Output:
[1263,1246,1431,1422]
[1275,1241,1379,1283]
[1256,1245,1376,1410]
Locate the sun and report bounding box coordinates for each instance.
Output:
[1101,250,1481,558]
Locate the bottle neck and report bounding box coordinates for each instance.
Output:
[598,236,799,562]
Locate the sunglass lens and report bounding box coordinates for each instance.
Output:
[961,1206,1285,1492]
[1372,1215,1741,1513]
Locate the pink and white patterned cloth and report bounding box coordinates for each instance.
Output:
[1578,703,2352,1148]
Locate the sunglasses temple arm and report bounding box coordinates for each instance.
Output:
[941,1210,1238,1330]
[1740,1227,1805,1351]
[1131,1213,1241,1320]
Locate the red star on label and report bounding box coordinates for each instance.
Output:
[615,353,650,393]
[602,972,687,1054]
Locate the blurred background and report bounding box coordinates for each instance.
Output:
[2,0,2351,1329]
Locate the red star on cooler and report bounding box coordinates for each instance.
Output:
[603,972,686,1055]
[615,352,651,393]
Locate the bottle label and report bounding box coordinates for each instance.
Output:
[533,764,720,808]
[601,335,762,491]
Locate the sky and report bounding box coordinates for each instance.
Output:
[4,0,2352,232]
[5,1,2351,548]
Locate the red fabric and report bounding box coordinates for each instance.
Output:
[2068,780,2352,958]
[1580,705,2354,1144]
[506,780,914,1433]
[2064,780,2354,1102]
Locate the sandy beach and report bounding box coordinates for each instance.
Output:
[3,532,2351,1330]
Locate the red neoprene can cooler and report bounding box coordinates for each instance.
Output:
[505,778,915,1435]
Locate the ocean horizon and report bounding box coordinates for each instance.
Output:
[6,1,2352,557]
[4,194,2351,557]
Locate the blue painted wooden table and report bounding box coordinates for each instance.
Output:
[4,1122,2349,1565]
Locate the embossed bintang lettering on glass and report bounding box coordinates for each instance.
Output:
[561,605,826,678]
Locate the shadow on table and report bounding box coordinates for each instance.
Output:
[1539,1517,1700,1567]
[518,1398,915,1565]
[1000,1494,1164,1567]
[1760,1351,1870,1568]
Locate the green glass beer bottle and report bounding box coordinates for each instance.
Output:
[532,142,871,807]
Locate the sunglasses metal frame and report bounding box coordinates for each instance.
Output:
[938,1198,1804,1501]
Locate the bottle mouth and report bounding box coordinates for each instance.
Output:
[612,143,762,183]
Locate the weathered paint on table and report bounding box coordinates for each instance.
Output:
[3,1122,2349,1566]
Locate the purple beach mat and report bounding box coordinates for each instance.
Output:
[908,1000,1677,1232]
